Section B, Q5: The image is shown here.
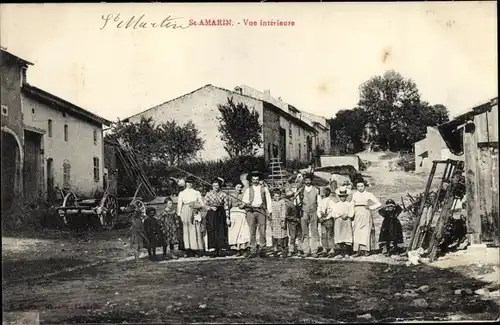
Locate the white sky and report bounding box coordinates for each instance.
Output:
[1,2,497,122]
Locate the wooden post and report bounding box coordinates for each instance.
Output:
[464,125,481,244]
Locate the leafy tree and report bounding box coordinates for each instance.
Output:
[329,107,368,154]
[217,97,263,158]
[105,116,205,166]
[357,70,450,151]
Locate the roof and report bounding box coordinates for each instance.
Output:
[22,84,112,127]
[124,84,318,133]
[1,48,34,67]
[438,97,498,155]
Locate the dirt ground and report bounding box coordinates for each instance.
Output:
[3,151,499,323]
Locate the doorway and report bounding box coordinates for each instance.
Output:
[47,158,54,204]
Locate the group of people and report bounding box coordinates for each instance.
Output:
[129,170,405,261]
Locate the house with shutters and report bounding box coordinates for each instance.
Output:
[1,48,112,207]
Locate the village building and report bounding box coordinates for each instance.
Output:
[1,48,112,207]
[414,126,464,175]
[438,97,498,246]
[123,84,332,165]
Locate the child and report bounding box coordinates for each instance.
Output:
[332,186,355,258]
[317,187,336,257]
[284,188,302,257]
[378,199,404,256]
[143,207,168,261]
[129,202,149,261]
[270,189,288,257]
[158,198,181,260]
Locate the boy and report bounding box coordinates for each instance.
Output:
[143,207,167,261]
[158,198,181,260]
[270,188,288,257]
[317,187,336,257]
[284,188,302,257]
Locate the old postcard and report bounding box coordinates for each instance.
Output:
[1,2,498,324]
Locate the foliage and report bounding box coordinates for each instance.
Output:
[217,97,263,158]
[329,70,451,154]
[328,107,368,154]
[395,152,416,172]
[105,116,205,166]
[285,159,311,172]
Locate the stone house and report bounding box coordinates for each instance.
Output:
[1,48,112,207]
[124,84,330,165]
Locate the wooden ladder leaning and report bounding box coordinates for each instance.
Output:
[269,157,287,190]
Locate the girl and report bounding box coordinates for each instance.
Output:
[129,202,149,261]
[378,199,404,256]
[228,182,250,256]
[333,186,355,258]
[270,189,288,257]
[351,176,382,257]
[158,197,181,259]
[143,207,167,261]
[204,177,230,258]
[177,176,205,258]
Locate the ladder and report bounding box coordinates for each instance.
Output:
[269,157,288,189]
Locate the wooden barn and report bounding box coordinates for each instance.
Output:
[438,97,499,245]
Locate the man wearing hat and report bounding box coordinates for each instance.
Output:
[296,173,321,257]
[241,171,273,257]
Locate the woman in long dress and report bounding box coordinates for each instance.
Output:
[332,186,355,257]
[351,176,382,257]
[228,182,250,256]
[204,177,230,257]
[177,176,205,257]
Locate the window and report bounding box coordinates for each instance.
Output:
[298,143,301,159]
[289,122,292,139]
[93,129,97,145]
[48,119,52,137]
[93,157,100,182]
[64,124,68,141]
[21,67,27,85]
[63,161,71,189]
[1,104,8,116]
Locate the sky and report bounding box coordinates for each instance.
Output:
[1,2,497,122]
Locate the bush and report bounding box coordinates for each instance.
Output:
[395,153,416,172]
[359,159,372,171]
[285,159,310,172]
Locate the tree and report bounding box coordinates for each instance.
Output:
[217,97,263,158]
[357,70,450,151]
[105,116,205,166]
[329,107,368,154]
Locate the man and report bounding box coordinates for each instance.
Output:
[296,173,321,257]
[241,171,273,258]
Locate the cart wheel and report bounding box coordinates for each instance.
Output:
[99,194,118,230]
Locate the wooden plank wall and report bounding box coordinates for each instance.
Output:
[468,102,499,244]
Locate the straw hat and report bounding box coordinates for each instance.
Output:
[335,186,351,197]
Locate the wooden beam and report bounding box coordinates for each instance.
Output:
[464,127,481,244]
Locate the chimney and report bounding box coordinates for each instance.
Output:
[263,89,271,98]
[234,86,243,95]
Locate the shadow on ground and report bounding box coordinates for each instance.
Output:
[3,257,499,324]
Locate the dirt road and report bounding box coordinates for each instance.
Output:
[2,152,499,323]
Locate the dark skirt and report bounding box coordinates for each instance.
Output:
[206,206,229,250]
[144,217,168,249]
[379,217,403,244]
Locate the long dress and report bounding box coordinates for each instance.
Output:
[204,190,230,250]
[177,188,205,251]
[130,211,149,250]
[228,194,250,246]
[351,190,382,252]
[333,200,355,245]
[158,209,181,246]
[378,205,404,244]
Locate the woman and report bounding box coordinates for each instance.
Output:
[177,176,205,257]
[351,176,381,257]
[228,181,250,256]
[204,177,230,257]
[332,186,355,257]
